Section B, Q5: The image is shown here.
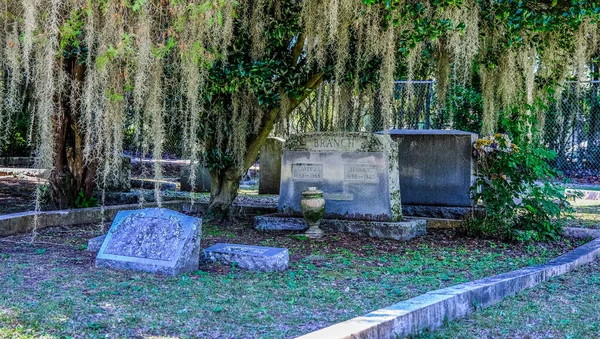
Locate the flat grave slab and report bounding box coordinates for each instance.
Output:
[255,214,426,241]
[95,208,202,276]
[203,243,288,272]
[279,132,401,221]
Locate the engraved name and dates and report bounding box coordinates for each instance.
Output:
[344,164,379,183]
[292,162,380,184]
[292,164,323,180]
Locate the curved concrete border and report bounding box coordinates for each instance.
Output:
[297,237,600,339]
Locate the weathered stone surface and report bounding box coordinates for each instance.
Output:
[96,208,202,276]
[382,129,477,207]
[259,137,285,194]
[297,238,600,339]
[180,165,211,192]
[255,214,425,241]
[203,243,288,271]
[87,235,106,252]
[279,132,401,221]
[0,157,35,167]
[402,205,481,219]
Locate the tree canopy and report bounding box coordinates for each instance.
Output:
[0,0,598,214]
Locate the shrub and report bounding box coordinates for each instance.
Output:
[468,115,575,241]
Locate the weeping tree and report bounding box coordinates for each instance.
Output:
[0,0,598,217]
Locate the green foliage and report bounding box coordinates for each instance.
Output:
[440,84,483,133]
[468,113,576,241]
[74,191,98,209]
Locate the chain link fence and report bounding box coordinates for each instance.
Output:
[116,79,600,180]
[283,80,600,180]
[279,81,437,136]
[544,81,600,176]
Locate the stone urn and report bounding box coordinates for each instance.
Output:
[301,187,326,238]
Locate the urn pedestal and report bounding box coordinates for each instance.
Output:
[301,187,326,238]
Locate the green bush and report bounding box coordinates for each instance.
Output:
[468,114,575,241]
[434,84,483,132]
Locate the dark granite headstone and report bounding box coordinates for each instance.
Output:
[203,243,288,271]
[382,129,477,207]
[259,137,285,194]
[180,165,211,192]
[278,132,401,221]
[95,208,202,275]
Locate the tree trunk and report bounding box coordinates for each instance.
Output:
[207,166,243,220]
[206,73,324,218]
[48,57,97,209]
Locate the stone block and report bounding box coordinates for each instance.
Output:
[180,165,211,192]
[383,129,477,207]
[203,243,288,271]
[255,214,425,241]
[259,137,285,194]
[279,132,401,221]
[95,208,202,276]
[87,235,106,252]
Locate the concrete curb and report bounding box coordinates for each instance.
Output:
[296,238,600,339]
[0,200,277,237]
[0,200,188,237]
[563,226,600,239]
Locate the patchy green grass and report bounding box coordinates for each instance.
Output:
[0,223,586,338]
[563,205,600,229]
[419,259,600,339]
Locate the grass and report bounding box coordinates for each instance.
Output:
[0,223,585,338]
[563,205,600,229]
[418,259,600,338]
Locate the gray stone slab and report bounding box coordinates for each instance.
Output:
[402,205,482,219]
[259,137,285,194]
[95,208,202,276]
[203,243,288,271]
[255,214,425,241]
[381,129,477,207]
[296,237,600,339]
[87,235,106,252]
[180,165,211,192]
[279,132,401,221]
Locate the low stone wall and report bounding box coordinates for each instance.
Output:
[0,201,187,237]
[0,157,35,167]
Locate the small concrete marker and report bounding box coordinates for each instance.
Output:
[203,243,289,272]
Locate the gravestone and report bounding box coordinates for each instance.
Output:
[203,243,288,272]
[96,208,202,275]
[382,130,477,208]
[259,137,285,194]
[180,165,211,192]
[279,132,401,221]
